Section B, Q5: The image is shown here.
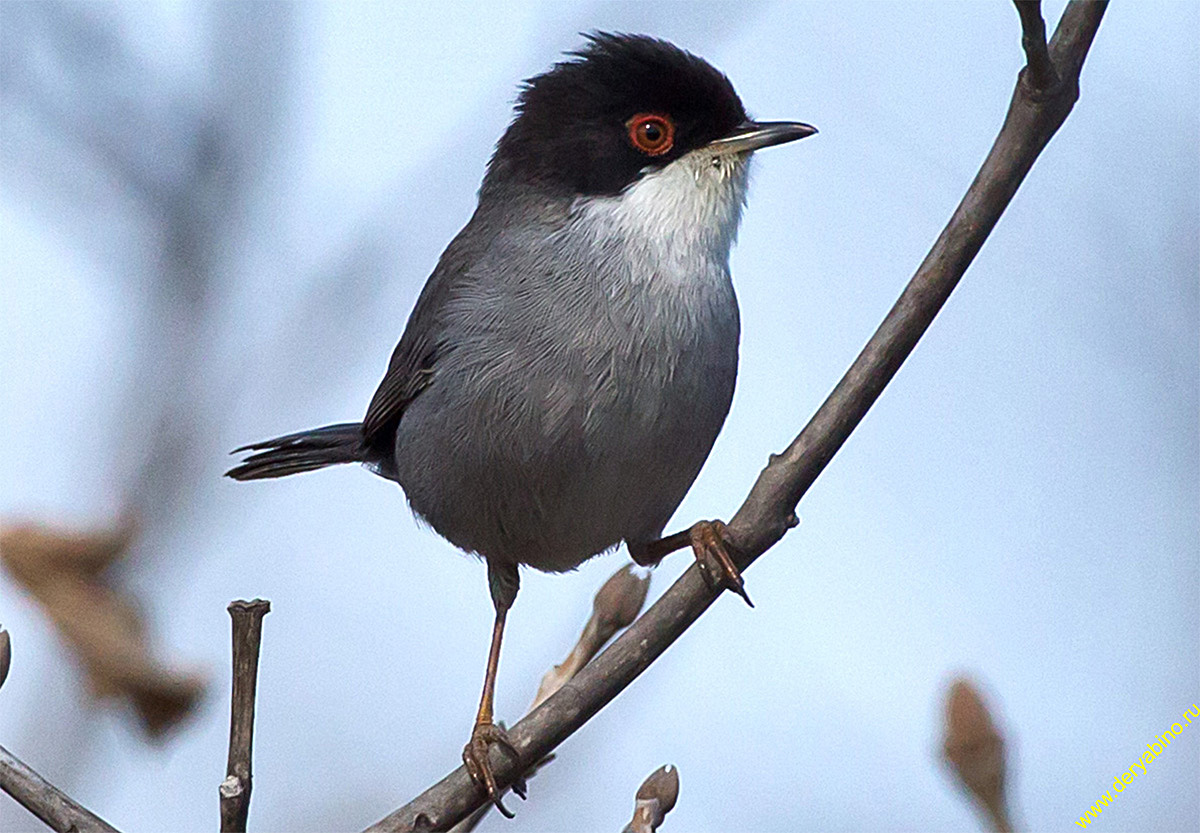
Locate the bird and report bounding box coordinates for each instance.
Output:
[227,32,815,816]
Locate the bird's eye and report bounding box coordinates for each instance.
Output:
[626,113,675,156]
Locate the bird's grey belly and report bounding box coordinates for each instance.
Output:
[392,308,737,572]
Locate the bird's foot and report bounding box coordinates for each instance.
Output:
[463,720,525,818]
[689,520,753,607]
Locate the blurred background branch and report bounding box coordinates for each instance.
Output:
[1,1,296,747]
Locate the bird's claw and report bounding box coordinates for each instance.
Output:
[691,520,753,607]
[463,721,523,818]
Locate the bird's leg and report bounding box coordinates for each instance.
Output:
[639,520,753,607]
[463,562,525,817]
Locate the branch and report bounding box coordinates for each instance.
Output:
[0,746,121,833]
[367,5,1107,829]
[220,600,271,833]
[0,628,122,833]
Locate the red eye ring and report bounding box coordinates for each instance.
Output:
[626,113,675,156]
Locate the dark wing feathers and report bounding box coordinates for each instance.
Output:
[361,182,530,453]
[362,336,438,448]
[360,210,491,452]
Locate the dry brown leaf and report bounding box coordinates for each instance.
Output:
[0,519,206,736]
[942,676,1013,832]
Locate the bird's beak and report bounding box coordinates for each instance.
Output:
[706,120,818,154]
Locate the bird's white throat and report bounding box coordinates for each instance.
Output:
[573,149,752,281]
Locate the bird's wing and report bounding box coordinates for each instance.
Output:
[361,218,486,452]
[361,326,437,450]
[362,189,567,453]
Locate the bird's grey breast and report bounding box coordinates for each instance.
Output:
[394,158,748,571]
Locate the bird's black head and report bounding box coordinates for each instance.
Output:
[487,33,751,197]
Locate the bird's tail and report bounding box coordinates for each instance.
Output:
[226,422,367,480]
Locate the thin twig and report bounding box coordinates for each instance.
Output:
[365,4,1106,830]
[221,599,271,833]
[1014,1,1059,95]
[0,746,121,833]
